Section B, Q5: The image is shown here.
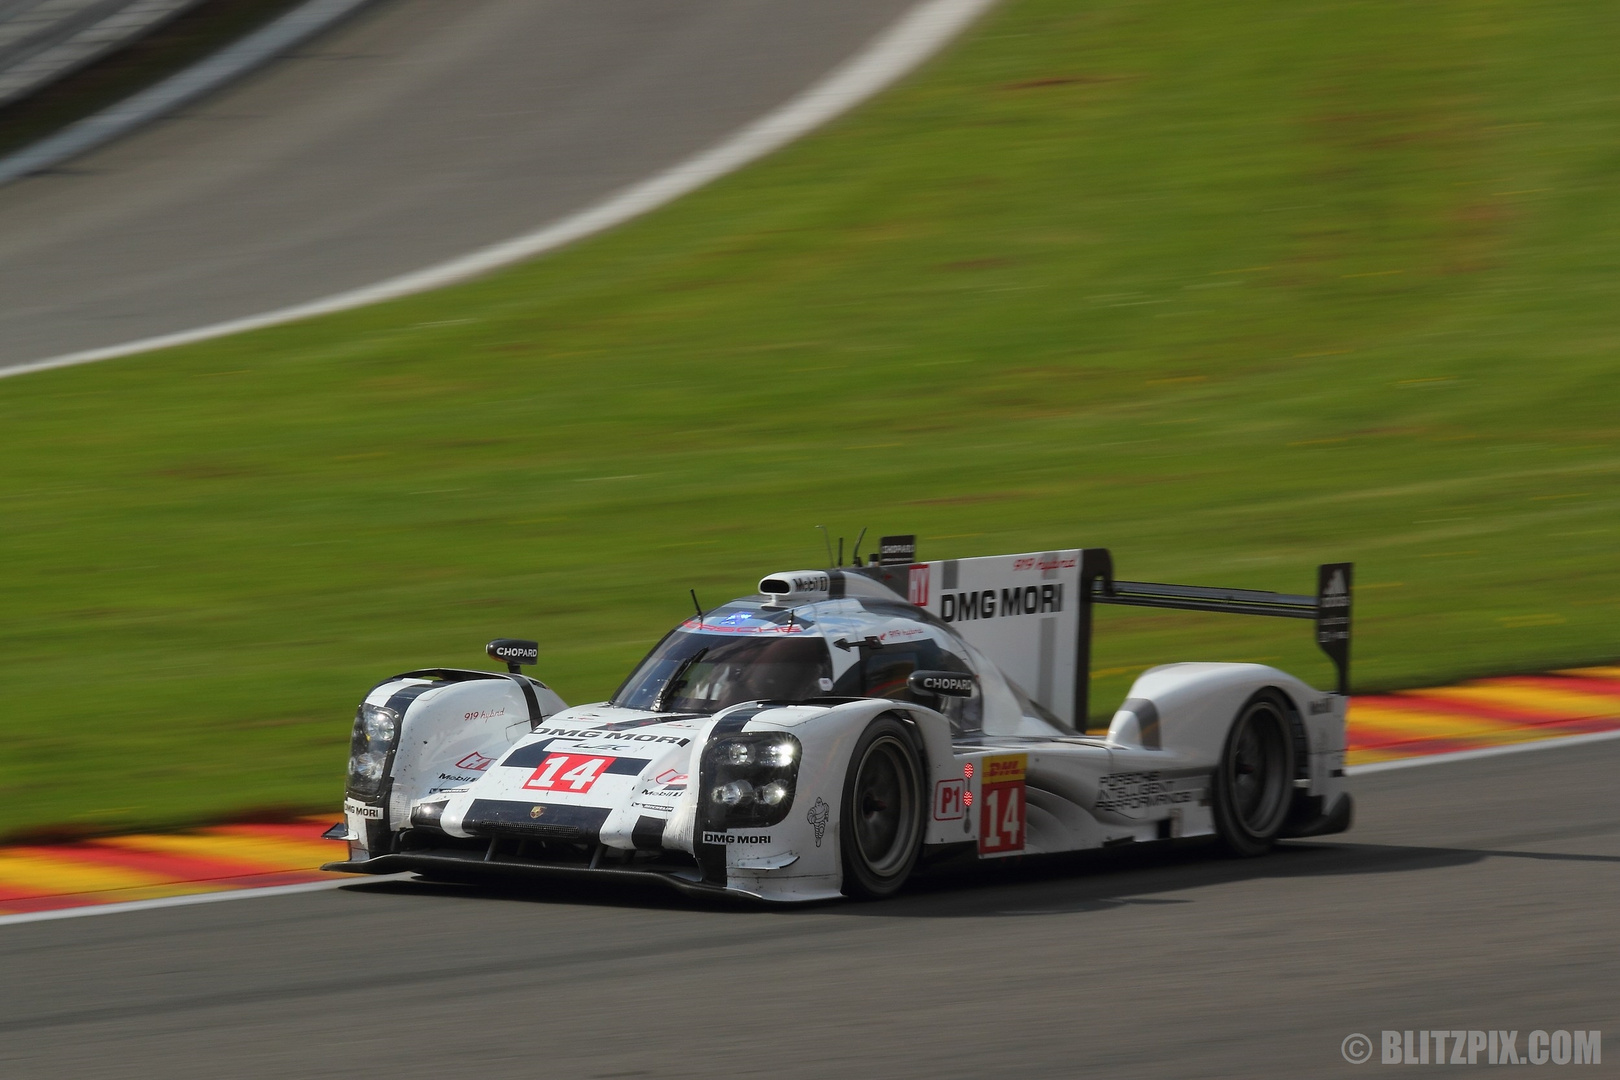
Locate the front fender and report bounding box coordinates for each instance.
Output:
[349,673,566,847]
[691,699,952,901]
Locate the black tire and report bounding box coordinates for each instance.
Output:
[839,715,925,899]
[1213,692,1297,857]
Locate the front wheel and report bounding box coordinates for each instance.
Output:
[1213,692,1296,857]
[839,715,925,899]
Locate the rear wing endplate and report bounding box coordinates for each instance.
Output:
[1076,549,1352,725]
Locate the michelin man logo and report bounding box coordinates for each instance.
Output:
[807,797,830,847]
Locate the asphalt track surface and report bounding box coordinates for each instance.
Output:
[3,741,1615,1078]
[0,0,918,370]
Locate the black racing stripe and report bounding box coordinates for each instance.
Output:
[463,800,611,842]
[509,675,544,729]
[369,681,444,816]
[715,704,777,726]
[498,744,649,776]
[632,815,668,852]
[499,740,555,769]
[384,681,440,715]
[695,707,772,885]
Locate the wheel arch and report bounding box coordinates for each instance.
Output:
[1107,662,1326,767]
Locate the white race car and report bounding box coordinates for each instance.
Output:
[324,540,1354,902]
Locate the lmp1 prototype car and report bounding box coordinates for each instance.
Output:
[324,540,1355,902]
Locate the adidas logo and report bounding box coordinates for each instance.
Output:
[1321,567,1349,607]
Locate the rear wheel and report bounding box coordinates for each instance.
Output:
[1213,692,1296,857]
[839,715,925,899]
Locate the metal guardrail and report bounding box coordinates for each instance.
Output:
[0,0,376,187]
[0,0,207,109]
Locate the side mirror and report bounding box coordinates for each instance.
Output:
[908,670,977,698]
[487,638,539,673]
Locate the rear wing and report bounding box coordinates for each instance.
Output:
[1075,549,1352,727]
[856,545,1351,731]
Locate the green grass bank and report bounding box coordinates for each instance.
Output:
[2,0,1617,839]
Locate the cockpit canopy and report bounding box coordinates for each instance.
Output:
[613,594,1068,736]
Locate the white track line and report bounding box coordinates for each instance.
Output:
[1,0,1001,381]
[1346,727,1620,775]
[0,875,409,928]
[5,730,1614,928]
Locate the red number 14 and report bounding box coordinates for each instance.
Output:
[524,754,612,793]
[979,784,1025,853]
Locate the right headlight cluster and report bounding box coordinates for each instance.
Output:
[347,703,399,799]
[705,733,801,828]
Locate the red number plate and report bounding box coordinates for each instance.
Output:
[977,754,1027,856]
[523,753,615,793]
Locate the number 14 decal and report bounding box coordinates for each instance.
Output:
[524,753,614,793]
[977,753,1027,856]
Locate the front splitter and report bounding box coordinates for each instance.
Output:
[322,850,741,901]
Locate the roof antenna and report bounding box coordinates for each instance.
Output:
[837,537,844,567]
[816,525,835,566]
[689,589,704,622]
[850,527,868,566]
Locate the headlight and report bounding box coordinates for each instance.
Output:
[702,733,801,829]
[347,703,401,799]
[760,740,796,767]
[714,779,755,806]
[719,737,795,768]
[362,704,397,744]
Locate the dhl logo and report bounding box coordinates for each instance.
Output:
[980,754,1027,784]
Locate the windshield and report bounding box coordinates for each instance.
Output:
[614,630,834,714]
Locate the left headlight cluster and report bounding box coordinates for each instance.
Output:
[347,703,400,799]
[705,733,801,828]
